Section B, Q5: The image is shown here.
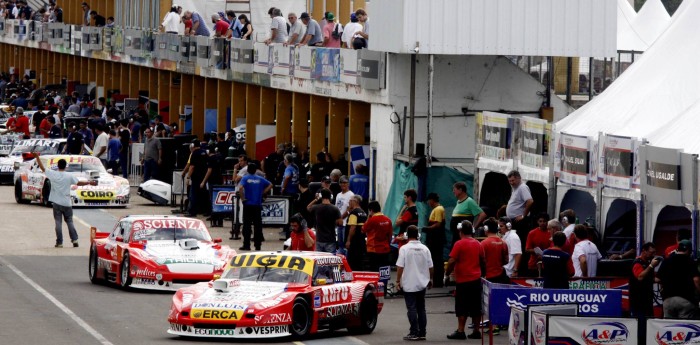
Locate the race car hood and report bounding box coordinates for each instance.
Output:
[191,280,289,309]
[0,156,20,172]
[70,173,130,199]
[143,241,227,274]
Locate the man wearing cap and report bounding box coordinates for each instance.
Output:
[265,8,288,44]
[657,239,700,319]
[9,107,30,137]
[322,12,343,48]
[342,13,363,49]
[298,12,324,47]
[239,163,273,251]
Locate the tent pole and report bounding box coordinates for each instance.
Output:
[546,56,552,107]
[589,57,594,100]
[566,57,572,104]
[409,54,416,158]
[427,54,434,166]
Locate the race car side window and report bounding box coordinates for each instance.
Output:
[110,222,127,241]
[312,265,336,285]
[121,222,132,242]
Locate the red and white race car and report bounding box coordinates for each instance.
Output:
[89,215,236,291]
[167,252,384,339]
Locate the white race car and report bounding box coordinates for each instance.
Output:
[0,138,66,184]
[14,154,131,207]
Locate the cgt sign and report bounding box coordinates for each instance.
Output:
[210,185,235,214]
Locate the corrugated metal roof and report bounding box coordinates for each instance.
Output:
[369,0,617,57]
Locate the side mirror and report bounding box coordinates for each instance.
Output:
[213,238,222,243]
[115,236,124,242]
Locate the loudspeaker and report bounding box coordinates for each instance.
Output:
[415,143,425,157]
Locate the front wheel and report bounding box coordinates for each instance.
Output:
[119,252,132,289]
[290,297,312,338]
[88,246,99,284]
[15,182,29,204]
[347,289,378,334]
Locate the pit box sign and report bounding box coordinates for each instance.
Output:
[528,305,577,345]
[211,185,236,214]
[547,316,639,345]
[646,319,700,345]
[487,285,622,326]
[558,133,592,187]
[260,197,290,225]
[640,145,696,207]
[601,134,638,190]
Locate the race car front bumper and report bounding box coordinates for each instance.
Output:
[168,323,291,338]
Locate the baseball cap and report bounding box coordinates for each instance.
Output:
[300,12,310,19]
[350,13,357,21]
[321,176,331,183]
[678,239,692,252]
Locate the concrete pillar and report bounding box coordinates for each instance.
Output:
[328,98,348,163]
[276,90,293,145]
[292,93,310,154]
[245,85,261,159]
[309,95,328,163]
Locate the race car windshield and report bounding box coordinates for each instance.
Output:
[222,266,310,284]
[11,143,59,156]
[64,162,107,173]
[131,228,212,242]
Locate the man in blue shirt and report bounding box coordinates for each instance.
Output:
[281,153,299,196]
[107,129,122,175]
[349,164,369,205]
[239,163,272,251]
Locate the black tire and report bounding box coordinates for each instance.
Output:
[347,289,379,335]
[15,182,29,204]
[290,297,312,338]
[88,246,99,284]
[119,252,132,289]
[41,180,52,207]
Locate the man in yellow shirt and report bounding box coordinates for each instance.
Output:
[423,193,446,287]
[345,195,367,271]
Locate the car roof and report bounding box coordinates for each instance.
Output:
[248,251,344,261]
[120,215,207,222]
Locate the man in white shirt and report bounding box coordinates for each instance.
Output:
[342,13,363,49]
[498,217,522,278]
[161,5,180,34]
[335,176,355,252]
[560,209,576,238]
[286,12,305,45]
[93,125,109,166]
[572,225,602,277]
[396,225,433,341]
[265,8,288,44]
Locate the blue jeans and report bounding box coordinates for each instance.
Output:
[53,203,78,244]
[336,226,345,250]
[316,241,336,253]
[120,150,128,178]
[143,159,157,181]
[404,289,427,337]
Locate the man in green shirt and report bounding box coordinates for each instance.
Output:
[450,182,486,248]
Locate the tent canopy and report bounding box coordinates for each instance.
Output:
[646,99,700,155]
[555,0,697,139]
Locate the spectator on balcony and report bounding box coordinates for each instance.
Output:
[238,14,253,40]
[81,2,90,26]
[265,8,288,45]
[161,5,180,34]
[52,5,63,22]
[353,8,369,49]
[226,10,242,39]
[183,11,210,37]
[90,10,105,27]
[32,7,45,21]
[320,11,329,30]
[298,12,323,47]
[322,12,343,48]
[106,16,114,28]
[342,13,362,49]
[211,13,229,38]
[287,12,305,45]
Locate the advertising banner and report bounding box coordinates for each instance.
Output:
[477,112,512,161]
[508,306,525,345]
[293,46,314,79]
[211,185,236,214]
[358,49,385,90]
[271,44,290,76]
[559,133,590,187]
[232,39,254,74]
[488,284,622,326]
[640,145,683,206]
[602,135,637,190]
[548,316,639,345]
[253,42,271,74]
[340,49,359,85]
[311,48,341,82]
[261,197,290,225]
[520,117,549,169]
[255,124,276,162]
[646,318,700,345]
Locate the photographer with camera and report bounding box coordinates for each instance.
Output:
[629,242,661,318]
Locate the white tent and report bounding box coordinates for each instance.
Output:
[632,0,671,48]
[646,100,700,155]
[555,0,698,139]
[616,0,645,51]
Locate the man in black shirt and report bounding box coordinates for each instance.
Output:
[307,188,342,253]
[657,240,700,319]
[395,189,419,245]
[309,151,331,182]
[63,124,84,154]
[629,242,661,317]
[185,140,209,217]
[542,231,572,289]
[262,144,284,185]
[296,179,316,227]
[345,195,367,271]
[90,10,106,27]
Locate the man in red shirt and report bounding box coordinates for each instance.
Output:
[212,13,229,37]
[39,112,53,138]
[288,214,316,251]
[664,228,691,258]
[445,220,485,340]
[481,222,509,284]
[525,213,553,277]
[10,107,30,138]
[362,200,393,272]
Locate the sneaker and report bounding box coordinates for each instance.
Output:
[238,246,251,251]
[403,334,419,341]
[467,333,482,339]
[446,331,466,340]
[72,240,79,248]
[417,335,426,341]
[485,327,500,336]
[55,243,63,248]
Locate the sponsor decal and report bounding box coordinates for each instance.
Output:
[192,302,247,309]
[321,286,351,304]
[323,303,360,318]
[191,309,241,320]
[194,328,237,336]
[262,313,291,324]
[313,291,321,308]
[645,161,681,190]
[379,266,391,281]
[582,322,629,345]
[132,219,206,231]
[315,256,343,266]
[533,314,546,345]
[0,165,13,172]
[511,312,520,339]
[132,267,156,278]
[157,257,219,265]
[341,272,353,281]
[230,254,313,275]
[238,325,289,336]
[133,278,156,285]
[78,190,115,200]
[214,191,235,205]
[655,324,700,345]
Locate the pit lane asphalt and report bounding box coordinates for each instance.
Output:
[0,186,507,344]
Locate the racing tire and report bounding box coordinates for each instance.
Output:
[347,290,378,335]
[119,252,133,289]
[88,246,100,284]
[290,297,312,338]
[14,182,29,204]
[41,181,52,207]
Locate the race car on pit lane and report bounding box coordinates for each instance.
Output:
[0,138,67,183]
[167,252,384,339]
[14,154,131,207]
[89,215,236,290]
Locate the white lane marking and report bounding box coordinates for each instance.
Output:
[293,342,305,345]
[347,336,371,345]
[0,256,114,345]
[74,215,91,229]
